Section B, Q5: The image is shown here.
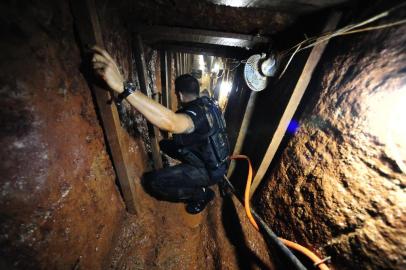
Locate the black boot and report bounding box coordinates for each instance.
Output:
[186,188,215,214]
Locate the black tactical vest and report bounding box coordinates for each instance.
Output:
[173,96,230,171]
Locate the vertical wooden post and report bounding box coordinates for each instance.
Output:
[70,0,139,213]
[160,50,170,109]
[134,34,163,169]
[250,12,342,197]
[159,50,170,138]
[167,52,173,109]
[184,53,188,73]
[175,53,180,76]
[227,91,258,178]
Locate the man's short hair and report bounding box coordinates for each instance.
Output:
[175,74,200,96]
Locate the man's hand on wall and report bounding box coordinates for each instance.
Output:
[91,46,124,93]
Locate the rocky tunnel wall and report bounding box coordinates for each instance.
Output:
[254,7,406,270]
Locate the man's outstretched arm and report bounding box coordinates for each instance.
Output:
[91,46,194,134]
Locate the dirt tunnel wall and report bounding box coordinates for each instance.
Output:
[252,7,406,270]
[0,0,148,268]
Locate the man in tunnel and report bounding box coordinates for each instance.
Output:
[92,46,229,214]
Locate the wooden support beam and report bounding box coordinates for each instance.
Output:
[179,53,185,74]
[179,53,182,75]
[250,12,342,197]
[133,25,270,49]
[183,53,186,74]
[70,0,138,213]
[189,54,193,73]
[160,50,170,109]
[188,54,190,73]
[177,53,180,75]
[186,54,189,74]
[134,35,163,169]
[227,91,258,178]
[175,53,179,76]
[159,50,170,139]
[157,43,250,60]
[169,53,173,107]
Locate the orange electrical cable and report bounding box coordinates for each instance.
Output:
[230,155,259,230]
[229,155,330,270]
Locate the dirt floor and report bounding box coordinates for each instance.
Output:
[108,186,274,270]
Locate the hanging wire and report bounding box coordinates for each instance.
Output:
[229,61,242,72]
[276,3,406,79]
[281,2,406,57]
[214,60,243,79]
[278,42,302,79]
[336,18,406,35]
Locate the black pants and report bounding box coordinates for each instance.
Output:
[144,139,217,203]
[145,163,213,202]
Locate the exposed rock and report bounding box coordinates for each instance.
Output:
[255,12,406,270]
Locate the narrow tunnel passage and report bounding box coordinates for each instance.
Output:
[0,0,405,269]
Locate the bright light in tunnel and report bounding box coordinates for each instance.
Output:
[212,62,220,74]
[219,0,249,7]
[218,81,233,108]
[220,81,232,96]
[198,55,205,71]
[366,85,406,173]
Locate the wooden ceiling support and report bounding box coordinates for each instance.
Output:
[133,25,270,49]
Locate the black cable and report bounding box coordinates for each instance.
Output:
[223,176,308,270]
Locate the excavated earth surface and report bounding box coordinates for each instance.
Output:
[255,11,406,270]
[108,191,274,270]
[0,0,275,269]
[3,0,405,269]
[0,1,126,268]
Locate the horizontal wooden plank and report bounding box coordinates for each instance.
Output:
[133,25,270,49]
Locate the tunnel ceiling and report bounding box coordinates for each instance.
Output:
[126,0,344,35]
[123,0,350,58]
[206,0,348,13]
[125,0,350,36]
